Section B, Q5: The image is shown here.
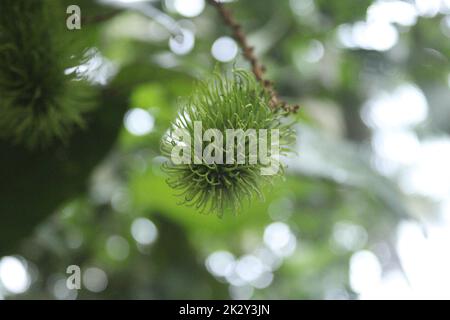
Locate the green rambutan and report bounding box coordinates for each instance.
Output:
[0,0,94,148]
[161,70,295,216]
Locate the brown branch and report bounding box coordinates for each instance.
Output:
[207,0,299,113]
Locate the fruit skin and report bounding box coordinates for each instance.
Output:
[161,70,295,216]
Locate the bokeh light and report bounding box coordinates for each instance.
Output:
[82,267,108,293]
[174,0,205,18]
[362,84,428,129]
[349,250,382,295]
[303,40,324,63]
[211,36,238,62]
[0,256,30,295]
[131,218,158,245]
[331,222,368,252]
[206,251,235,277]
[124,108,155,136]
[169,28,195,55]
[263,222,297,257]
[235,255,264,283]
[106,235,130,261]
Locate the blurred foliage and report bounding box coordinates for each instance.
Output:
[0,0,448,299]
[0,0,96,148]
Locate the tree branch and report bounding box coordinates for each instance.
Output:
[207,0,299,113]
